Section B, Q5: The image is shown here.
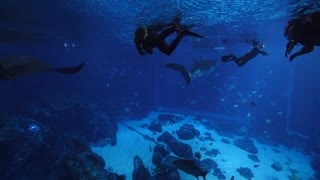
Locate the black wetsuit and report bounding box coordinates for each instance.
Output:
[285,12,320,61]
[134,26,182,56]
[221,46,268,67]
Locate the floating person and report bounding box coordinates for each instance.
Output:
[0,55,84,80]
[165,57,218,85]
[133,18,204,56]
[221,40,269,67]
[284,12,320,61]
[173,159,207,180]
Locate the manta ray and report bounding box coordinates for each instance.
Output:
[0,55,84,80]
[165,57,218,85]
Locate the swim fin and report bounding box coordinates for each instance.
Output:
[50,62,84,75]
[165,63,191,85]
[182,30,204,39]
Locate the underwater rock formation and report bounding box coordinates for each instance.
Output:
[158,131,194,159]
[152,144,168,165]
[198,132,214,141]
[0,114,55,179]
[311,157,320,179]
[221,138,231,144]
[237,167,254,180]
[36,99,119,146]
[147,121,163,133]
[194,152,201,159]
[200,158,218,172]
[53,138,124,180]
[233,137,258,154]
[204,148,221,157]
[247,154,260,162]
[176,124,200,140]
[132,155,152,180]
[271,162,283,171]
[199,158,225,179]
[152,156,180,180]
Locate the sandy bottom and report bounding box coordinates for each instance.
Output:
[91,112,315,180]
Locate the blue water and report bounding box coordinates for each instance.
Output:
[0,0,319,179]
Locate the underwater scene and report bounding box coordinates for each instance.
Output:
[0,0,320,180]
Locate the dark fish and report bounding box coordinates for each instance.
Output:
[173,159,207,180]
[250,101,257,107]
[165,57,218,85]
[254,165,259,168]
[0,55,84,80]
[230,176,234,180]
[149,144,152,152]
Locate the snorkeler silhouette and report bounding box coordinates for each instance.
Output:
[221,40,269,67]
[284,12,320,62]
[133,18,204,56]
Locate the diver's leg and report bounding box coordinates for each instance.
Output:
[234,57,249,67]
[221,54,237,62]
[290,45,313,62]
[158,27,175,40]
[158,36,182,55]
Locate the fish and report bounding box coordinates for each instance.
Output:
[250,101,257,107]
[173,159,207,180]
[0,55,84,80]
[165,57,218,85]
[230,176,234,180]
[254,165,259,168]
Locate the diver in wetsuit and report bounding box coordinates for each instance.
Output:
[284,12,320,62]
[133,19,204,56]
[221,40,269,67]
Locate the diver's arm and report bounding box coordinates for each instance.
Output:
[135,41,146,56]
[259,49,269,56]
[289,45,313,62]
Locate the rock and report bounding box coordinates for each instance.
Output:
[311,157,320,173]
[234,137,258,154]
[221,138,231,144]
[132,155,151,180]
[157,131,176,144]
[152,144,168,166]
[237,167,254,180]
[310,157,320,179]
[53,138,124,180]
[167,141,193,159]
[157,131,193,159]
[205,148,221,157]
[194,152,201,159]
[176,124,200,140]
[152,152,163,166]
[271,162,283,172]
[213,167,226,180]
[288,174,302,180]
[147,121,163,133]
[247,154,260,162]
[200,158,218,171]
[154,144,168,157]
